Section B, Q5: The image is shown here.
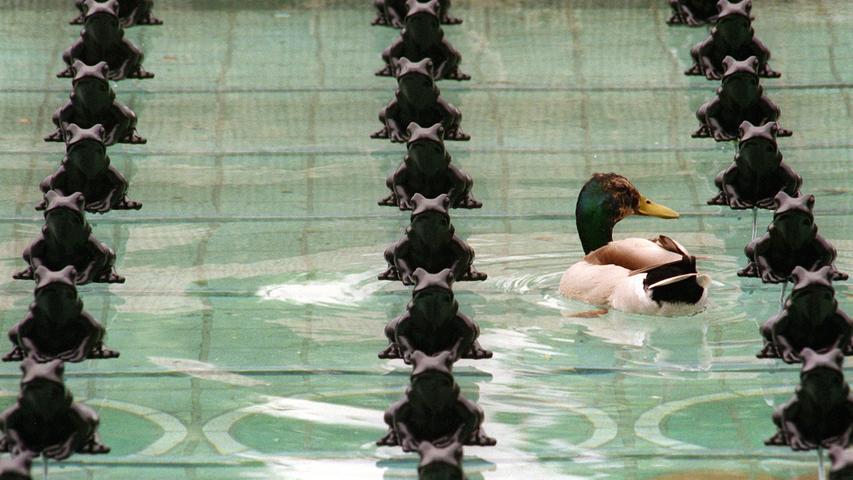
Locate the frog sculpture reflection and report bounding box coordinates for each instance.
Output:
[377,0,469,81]
[739,192,848,283]
[759,266,852,363]
[686,0,779,79]
[693,56,791,141]
[72,0,162,27]
[39,124,141,213]
[380,268,491,362]
[377,351,496,451]
[766,348,853,450]
[46,61,144,145]
[707,121,801,209]
[379,194,486,284]
[0,358,109,459]
[59,0,153,80]
[13,191,124,285]
[4,265,119,363]
[417,430,466,480]
[372,58,469,143]
[379,123,480,210]
[373,0,461,28]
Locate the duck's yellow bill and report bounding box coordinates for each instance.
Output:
[637,195,680,219]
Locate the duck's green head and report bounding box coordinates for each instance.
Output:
[576,173,679,254]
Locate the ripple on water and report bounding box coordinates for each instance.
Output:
[257,270,387,309]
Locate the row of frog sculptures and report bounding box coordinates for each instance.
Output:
[370,2,494,479]
[0,1,160,477]
[675,0,853,470]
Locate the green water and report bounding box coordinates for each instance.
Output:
[0,0,850,478]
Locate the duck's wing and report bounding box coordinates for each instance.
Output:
[584,236,686,272]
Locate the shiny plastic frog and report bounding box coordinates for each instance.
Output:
[46,61,144,145]
[739,192,848,283]
[373,0,461,28]
[707,121,801,209]
[766,348,853,451]
[379,194,486,284]
[0,358,109,460]
[759,266,852,363]
[377,351,496,452]
[377,0,469,81]
[379,122,480,210]
[372,58,469,143]
[379,268,491,362]
[72,0,162,27]
[693,56,791,141]
[667,0,719,26]
[686,0,779,79]
[39,124,142,213]
[58,0,153,80]
[4,265,119,363]
[13,191,124,285]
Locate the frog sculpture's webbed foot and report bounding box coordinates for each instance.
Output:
[44,129,65,142]
[135,14,163,26]
[459,268,487,282]
[94,270,125,284]
[707,191,726,206]
[377,193,397,207]
[122,130,147,144]
[78,435,110,455]
[375,65,395,77]
[371,127,390,139]
[377,343,401,359]
[445,69,471,81]
[12,267,34,281]
[126,67,155,79]
[89,344,120,359]
[57,66,75,78]
[737,262,759,278]
[756,341,779,359]
[2,346,25,362]
[456,196,482,209]
[692,124,711,138]
[378,266,400,281]
[464,340,493,360]
[376,429,399,447]
[113,198,143,211]
[764,429,787,446]
[444,129,470,141]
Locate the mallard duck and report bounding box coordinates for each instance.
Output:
[559,173,710,315]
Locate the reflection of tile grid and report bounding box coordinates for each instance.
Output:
[0,1,851,478]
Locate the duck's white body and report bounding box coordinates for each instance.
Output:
[560,237,710,316]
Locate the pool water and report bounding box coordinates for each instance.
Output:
[0,0,851,478]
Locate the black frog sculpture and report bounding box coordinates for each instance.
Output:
[831,446,853,480]
[766,348,853,451]
[372,58,469,143]
[686,0,779,80]
[758,266,852,363]
[707,121,801,209]
[58,0,153,80]
[72,0,162,27]
[46,61,144,145]
[4,266,119,363]
[379,194,486,285]
[417,431,466,480]
[377,351,496,451]
[667,0,718,26]
[0,358,110,460]
[13,191,124,285]
[379,268,491,362]
[377,0,469,81]
[693,56,791,142]
[379,123,480,210]
[0,454,32,480]
[739,192,848,283]
[39,124,141,214]
[373,0,461,28]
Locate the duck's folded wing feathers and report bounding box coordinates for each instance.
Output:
[584,236,686,271]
